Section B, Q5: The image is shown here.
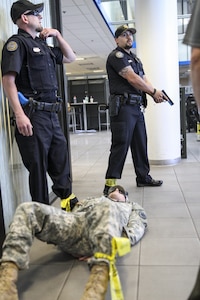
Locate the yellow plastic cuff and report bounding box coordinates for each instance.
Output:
[95,237,131,300]
[61,193,76,212]
[105,179,116,187]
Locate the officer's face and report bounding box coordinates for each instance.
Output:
[23,10,43,32]
[115,31,134,50]
[108,188,126,202]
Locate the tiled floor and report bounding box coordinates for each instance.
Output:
[18,131,200,300]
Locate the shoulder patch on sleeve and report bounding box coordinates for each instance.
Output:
[115,51,124,58]
[7,41,18,52]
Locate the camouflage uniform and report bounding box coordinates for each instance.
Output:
[1,196,147,269]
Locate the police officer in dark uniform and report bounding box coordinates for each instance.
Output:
[1,0,78,210]
[103,25,166,195]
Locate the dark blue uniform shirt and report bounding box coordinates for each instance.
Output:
[1,29,63,102]
[106,46,145,95]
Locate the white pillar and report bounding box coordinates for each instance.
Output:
[135,0,181,165]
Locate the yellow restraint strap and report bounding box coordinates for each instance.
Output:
[105,179,116,187]
[95,237,131,300]
[61,193,76,212]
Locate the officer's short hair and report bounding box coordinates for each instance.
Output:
[108,185,128,199]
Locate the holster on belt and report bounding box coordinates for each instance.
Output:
[142,92,147,108]
[23,98,35,118]
[109,94,122,117]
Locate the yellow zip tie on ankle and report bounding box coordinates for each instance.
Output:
[61,193,76,212]
[105,179,116,187]
[95,237,130,300]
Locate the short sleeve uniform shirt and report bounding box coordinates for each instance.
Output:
[106,46,145,95]
[1,29,63,96]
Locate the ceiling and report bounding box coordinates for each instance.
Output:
[60,0,115,78]
[60,0,190,81]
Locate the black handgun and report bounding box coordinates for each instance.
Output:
[162,90,174,106]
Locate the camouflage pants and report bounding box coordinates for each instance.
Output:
[1,200,125,269]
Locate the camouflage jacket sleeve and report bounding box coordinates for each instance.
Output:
[122,202,148,246]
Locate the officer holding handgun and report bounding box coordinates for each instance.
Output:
[1,0,78,209]
[103,25,166,195]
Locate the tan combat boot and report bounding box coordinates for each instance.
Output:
[0,262,19,300]
[81,263,109,300]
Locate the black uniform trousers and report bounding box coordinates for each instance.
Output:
[105,103,150,181]
[15,110,72,204]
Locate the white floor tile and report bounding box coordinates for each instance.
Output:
[17,131,200,300]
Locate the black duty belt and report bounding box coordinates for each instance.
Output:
[31,99,62,113]
[113,94,142,105]
[125,94,142,105]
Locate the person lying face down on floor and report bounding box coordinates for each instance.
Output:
[0,185,148,300]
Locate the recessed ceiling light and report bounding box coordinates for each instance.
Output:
[76,57,85,61]
[93,70,104,73]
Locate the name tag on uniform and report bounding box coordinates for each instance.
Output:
[33,47,41,53]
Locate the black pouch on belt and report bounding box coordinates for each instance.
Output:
[109,95,121,117]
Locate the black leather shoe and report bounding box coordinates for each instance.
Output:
[61,196,79,211]
[137,178,163,187]
[103,185,110,196]
[70,197,79,210]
